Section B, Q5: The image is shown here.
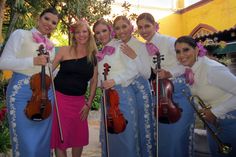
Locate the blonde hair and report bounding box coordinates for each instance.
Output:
[92,18,112,34]
[70,20,98,64]
[113,15,131,27]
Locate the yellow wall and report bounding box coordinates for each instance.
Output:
[158,13,183,38]
[158,0,236,38]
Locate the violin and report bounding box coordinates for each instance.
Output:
[103,63,127,134]
[24,44,52,121]
[153,53,182,124]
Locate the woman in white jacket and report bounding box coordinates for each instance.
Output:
[175,35,236,157]
[136,13,195,157]
[0,8,60,157]
[93,18,139,157]
[113,15,156,157]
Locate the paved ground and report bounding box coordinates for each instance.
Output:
[79,111,211,157]
[70,110,211,157]
[5,110,211,157]
[81,110,101,157]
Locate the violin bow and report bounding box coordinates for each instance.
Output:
[153,53,160,157]
[48,61,64,143]
[102,63,110,157]
[155,67,159,157]
[102,81,110,157]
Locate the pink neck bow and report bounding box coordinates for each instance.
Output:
[32,32,54,51]
[184,68,194,85]
[146,42,159,56]
[96,46,115,62]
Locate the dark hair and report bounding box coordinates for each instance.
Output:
[39,7,60,19]
[175,36,197,48]
[136,12,155,25]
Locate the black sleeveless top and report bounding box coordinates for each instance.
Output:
[54,56,97,96]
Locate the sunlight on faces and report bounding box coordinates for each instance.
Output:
[72,22,91,45]
[37,12,59,35]
[137,19,156,42]
[175,42,199,67]
[94,23,111,45]
[114,19,133,43]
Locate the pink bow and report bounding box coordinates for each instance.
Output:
[32,32,54,51]
[184,68,194,85]
[96,46,115,62]
[146,42,159,56]
[197,42,207,57]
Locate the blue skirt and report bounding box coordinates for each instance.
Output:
[130,76,156,157]
[207,110,236,157]
[158,76,195,157]
[101,85,139,157]
[6,72,54,157]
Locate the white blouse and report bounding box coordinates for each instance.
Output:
[126,36,151,80]
[190,57,236,117]
[97,39,138,87]
[0,29,33,70]
[150,33,185,77]
[0,28,55,76]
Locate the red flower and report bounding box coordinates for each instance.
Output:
[0,107,7,122]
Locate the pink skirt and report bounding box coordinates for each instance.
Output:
[50,91,88,150]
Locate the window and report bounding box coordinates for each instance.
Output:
[190,24,217,38]
[192,28,213,38]
[184,0,201,7]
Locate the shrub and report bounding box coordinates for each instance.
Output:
[0,73,11,154]
[0,101,11,154]
[86,87,102,110]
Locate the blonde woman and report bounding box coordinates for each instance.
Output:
[113,15,156,157]
[93,18,139,157]
[50,19,98,157]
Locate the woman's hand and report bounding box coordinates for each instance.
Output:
[154,69,172,79]
[33,55,49,66]
[102,79,115,89]
[120,43,137,59]
[80,103,90,121]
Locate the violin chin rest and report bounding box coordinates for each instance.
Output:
[29,113,44,121]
